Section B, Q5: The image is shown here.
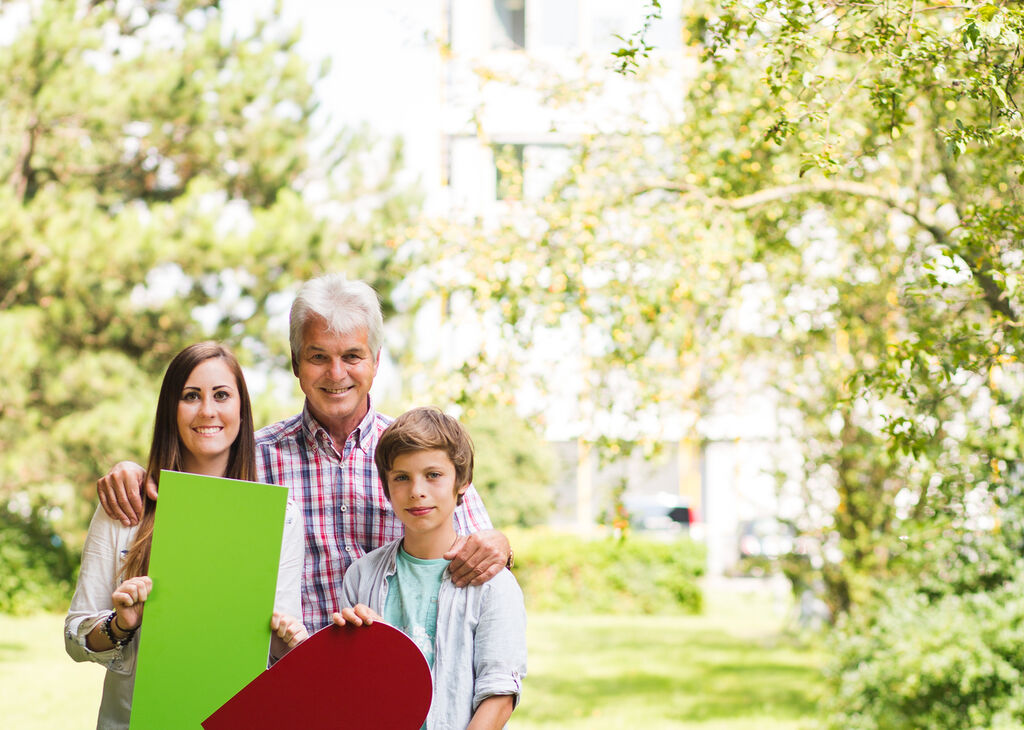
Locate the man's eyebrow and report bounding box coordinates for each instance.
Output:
[306,344,366,354]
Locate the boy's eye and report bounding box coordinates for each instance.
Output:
[427,471,442,479]
[391,474,408,482]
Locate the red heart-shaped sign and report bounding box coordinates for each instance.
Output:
[202,622,432,729]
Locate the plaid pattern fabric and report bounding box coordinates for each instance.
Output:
[255,400,493,631]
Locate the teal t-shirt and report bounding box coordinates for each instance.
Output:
[383,547,449,668]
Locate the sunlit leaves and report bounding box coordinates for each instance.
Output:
[0,1,416,557]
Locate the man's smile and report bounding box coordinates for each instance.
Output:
[321,385,355,394]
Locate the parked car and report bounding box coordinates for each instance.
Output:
[623,492,693,537]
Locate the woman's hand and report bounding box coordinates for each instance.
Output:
[270,611,308,649]
[111,576,152,631]
[331,604,382,628]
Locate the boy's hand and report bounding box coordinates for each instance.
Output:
[97,461,156,526]
[331,604,381,627]
[445,529,512,588]
[270,611,308,648]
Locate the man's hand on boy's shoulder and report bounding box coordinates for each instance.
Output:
[445,529,512,588]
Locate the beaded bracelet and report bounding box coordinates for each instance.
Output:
[101,611,136,648]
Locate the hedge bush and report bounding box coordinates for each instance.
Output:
[826,572,1024,730]
[508,528,705,615]
[0,499,76,614]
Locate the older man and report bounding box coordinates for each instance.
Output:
[97,273,511,631]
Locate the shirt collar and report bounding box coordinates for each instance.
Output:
[300,396,379,454]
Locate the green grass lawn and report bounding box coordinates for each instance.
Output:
[2,585,825,729]
[0,612,105,729]
[512,586,826,730]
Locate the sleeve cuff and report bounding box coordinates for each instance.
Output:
[473,669,522,711]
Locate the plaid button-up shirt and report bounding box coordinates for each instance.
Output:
[255,400,493,631]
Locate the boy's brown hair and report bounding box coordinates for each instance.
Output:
[375,407,474,505]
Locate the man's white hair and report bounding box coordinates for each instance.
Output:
[289,273,384,363]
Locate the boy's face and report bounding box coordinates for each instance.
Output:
[385,449,467,534]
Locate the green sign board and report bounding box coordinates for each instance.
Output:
[129,470,288,729]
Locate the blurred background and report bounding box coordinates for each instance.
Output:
[4,0,1024,728]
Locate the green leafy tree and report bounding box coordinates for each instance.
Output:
[0,0,417,610]
[461,404,556,528]
[656,0,1024,720]
[392,0,1024,619]
[670,0,1024,610]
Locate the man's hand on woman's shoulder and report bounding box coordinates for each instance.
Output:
[96,461,155,526]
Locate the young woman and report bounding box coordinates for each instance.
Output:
[64,342,306,730]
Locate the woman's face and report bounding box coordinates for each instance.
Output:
[176,357,241,475]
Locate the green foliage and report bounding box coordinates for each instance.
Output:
[0,499,75,614]
[607,0,1024,617]
[826,505,1024,727]
[509,528,705,615]
[827,574,1024,730]
[0,0,418,612]
[611,0,663,75]
[461,405,556,528]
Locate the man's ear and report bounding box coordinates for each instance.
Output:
[291,353,299,376]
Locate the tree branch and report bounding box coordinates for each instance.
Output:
[636,178,1018,321]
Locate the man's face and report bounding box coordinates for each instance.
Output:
[295,316,379,435]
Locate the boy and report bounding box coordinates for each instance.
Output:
[332,407,526,729]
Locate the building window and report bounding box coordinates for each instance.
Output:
[494,143,525,200]
[493,143,573,202]
[492,0,526,50]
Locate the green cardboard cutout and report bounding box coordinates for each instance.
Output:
[128,470,288,729]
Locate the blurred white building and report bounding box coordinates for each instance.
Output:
[234,0,788,574]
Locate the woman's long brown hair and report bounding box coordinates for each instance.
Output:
[120,342,256,579]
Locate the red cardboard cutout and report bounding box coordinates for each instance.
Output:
[202,622,432,730]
